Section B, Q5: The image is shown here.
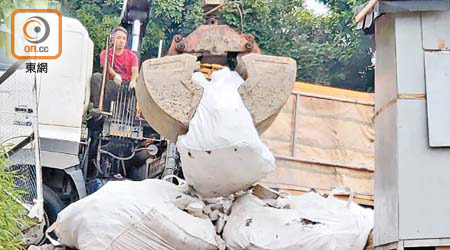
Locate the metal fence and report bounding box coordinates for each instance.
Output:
[0,64,42,212]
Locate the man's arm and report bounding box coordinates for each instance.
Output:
[131,66,138,82]
[129,51,139,88]
[100,50,119,79]
[108,67,119,79]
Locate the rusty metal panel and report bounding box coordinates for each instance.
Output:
[424,51,450,147]
[422,10,450,50]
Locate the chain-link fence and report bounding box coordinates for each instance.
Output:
[0,64,41,207]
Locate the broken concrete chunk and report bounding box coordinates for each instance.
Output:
[263,198,278,208]
[209,209,221,221]
[215,235,227,250]
[175,195,200,210]
[186,202,206,218]
[276,198,291,209]
[215,215,226,234]
[223,200,233,215]
[252,184,279,200]
[206,203,223,213]
[205,197,224,204]
[203,204,212,215]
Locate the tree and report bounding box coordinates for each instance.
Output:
[317,0,374,91]
[61,0,121,72]
[61,0,373,91]
[0,0,48,58]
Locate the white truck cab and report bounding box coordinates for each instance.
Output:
[0,16,94,244]
[36,17,94,200]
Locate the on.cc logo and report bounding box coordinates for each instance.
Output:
[23,16,50,44]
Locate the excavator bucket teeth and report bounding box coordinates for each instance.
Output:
[136,53,297,141]
[136,54,202,142]
[237,54,297,134]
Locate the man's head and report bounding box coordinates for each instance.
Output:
[111,26,128,50]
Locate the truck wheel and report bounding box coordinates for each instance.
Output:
[43,185,64,226]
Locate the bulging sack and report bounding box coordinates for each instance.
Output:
[47,179,219,250]
[223,192,374,250]
[177,68,276,198]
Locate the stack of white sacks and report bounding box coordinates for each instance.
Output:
[45,68,373,250]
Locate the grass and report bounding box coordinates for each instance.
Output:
[0,150,33,250]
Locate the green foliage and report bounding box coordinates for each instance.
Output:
[0,0,48,58]
[141,0,203,58]
[61,0,121,72]
[61,0,373,91]
[0,151,31,250]
[317,0,374,91]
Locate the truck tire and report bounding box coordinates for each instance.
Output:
[43,185,64,225]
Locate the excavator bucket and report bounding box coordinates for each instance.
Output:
[136,53,296,142]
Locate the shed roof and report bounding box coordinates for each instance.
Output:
[355,0,450,33]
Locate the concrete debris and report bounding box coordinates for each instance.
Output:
[276,198,291,209]
[223,192,374,250]
[41,66,372,249]
[215,235,226,250]
[203,203,212,215]
[174,194,200,210]
[48,180,219,250]
[209,209,220,221]
[186,202,207,218]
[42,179,373,250]
[252,184,279,200]
[222,199,232,215]
[215,215,226,234]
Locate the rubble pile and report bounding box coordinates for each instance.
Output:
[32,69,373,250]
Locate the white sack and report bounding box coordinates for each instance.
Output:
[177,68,276,198]
[48,179,219,250]
[223,192,374,250]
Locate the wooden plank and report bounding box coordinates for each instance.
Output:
[374,241,398,250]
[293,82,374,104]
[355,0,380,23]
[277,189,374,207]
[365,230,374,250]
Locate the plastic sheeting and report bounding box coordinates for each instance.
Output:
[223,192,374,250]
[260,83,375,203]
[177,68,276,198]
[47,180,219,250]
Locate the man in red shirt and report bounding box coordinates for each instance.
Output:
[90,26,139,111]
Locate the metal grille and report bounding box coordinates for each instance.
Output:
[0,66,39,205]
[7,149,38,204]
